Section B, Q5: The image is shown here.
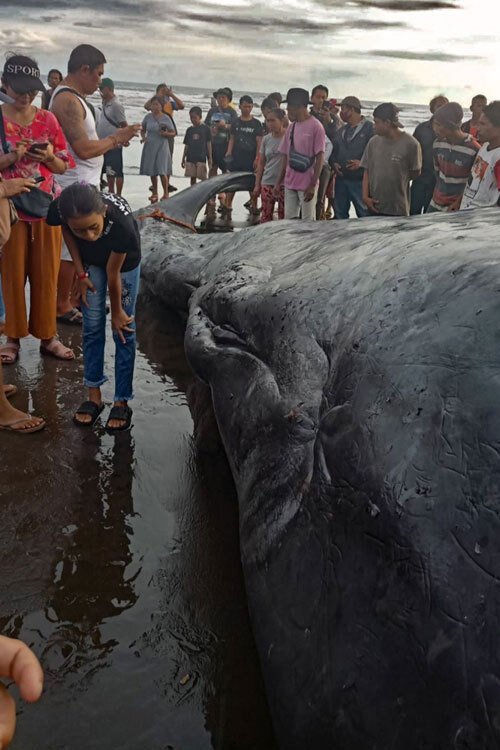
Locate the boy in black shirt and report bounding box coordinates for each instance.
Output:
[182,106,212,185]
[224,95,263,216]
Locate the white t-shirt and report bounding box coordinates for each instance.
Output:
[460,142,500,210]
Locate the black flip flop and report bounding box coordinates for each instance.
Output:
[105,404,132,432]
[57,308,83,326]
[73,401,105,427]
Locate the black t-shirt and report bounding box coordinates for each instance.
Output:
[47,193,141,272]
[183,124,211,163]
[230,117,263,158]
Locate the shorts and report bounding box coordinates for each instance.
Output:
[212,143,228,171]
[229,155,255,173]
[184,161,208,180]
[103,147,123,179]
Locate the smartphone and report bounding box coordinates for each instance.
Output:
[28,142,49,153]
[33,175,45,184]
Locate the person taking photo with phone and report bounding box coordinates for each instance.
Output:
[50,44,141,326]
[0,54,76,365]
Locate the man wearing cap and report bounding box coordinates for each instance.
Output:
[361,103,421,216]
[275,87,325,221]
[428,102,480,212]
[97,78,127,196]
[410,94,449,215]
[332,96,374,219]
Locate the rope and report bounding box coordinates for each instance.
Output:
[136,208,198,233]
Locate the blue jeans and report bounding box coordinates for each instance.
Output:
[0,273,4,323]
[81,264,140,402]
[333,178,368,220]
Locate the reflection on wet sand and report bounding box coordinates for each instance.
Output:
[0,293,276,749]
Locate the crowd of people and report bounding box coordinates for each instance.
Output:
[1,41,500,743]
[0,42,500,442]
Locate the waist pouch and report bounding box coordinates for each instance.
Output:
[289,123,315,173]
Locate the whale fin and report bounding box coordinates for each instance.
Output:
[136,172,256,229]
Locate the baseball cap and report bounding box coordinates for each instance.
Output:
[373,102,402,127]
[341,96,362,111]
[433,102,463,129]
[284,87,310,106]
[2,55,46,94]
[99,77,114,89]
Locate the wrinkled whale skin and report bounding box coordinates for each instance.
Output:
[139,186,500,749]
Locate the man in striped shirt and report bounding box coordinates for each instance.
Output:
[428,102,480,213]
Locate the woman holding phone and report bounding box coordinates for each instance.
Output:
[140,96,175,203]
[0,54,75,365]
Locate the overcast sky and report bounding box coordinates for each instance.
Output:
[0,0,496,103]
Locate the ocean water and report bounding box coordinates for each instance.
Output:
[83,82,431,213]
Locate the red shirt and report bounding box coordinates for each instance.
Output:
[1,107,75,221]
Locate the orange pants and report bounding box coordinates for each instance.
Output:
[0,220,62,340]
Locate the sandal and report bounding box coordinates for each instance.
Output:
[40,339,75,361]
[106,404,132,432]
[3,384,18,399]
[150,193,159,204]
[0,415,46,434]
[73,401,105,427]
[0,342,20,364]
[57,308,83,326]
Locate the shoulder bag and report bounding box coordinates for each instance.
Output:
[0,109,53,220]
[289,123,315,173]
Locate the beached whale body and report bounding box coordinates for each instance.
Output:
[139,177,500,749]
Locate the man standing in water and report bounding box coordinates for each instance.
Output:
[361,103,422,216]
[97,77,128,196]
[50,45,140,326]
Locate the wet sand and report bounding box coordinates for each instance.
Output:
[0,292,277,749]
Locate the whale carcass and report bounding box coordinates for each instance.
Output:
[139,176,500,749]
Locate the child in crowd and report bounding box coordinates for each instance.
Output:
[182,107,212,185]
[224,95,263,216]
[253,108,287,223]
[47,183,141,431]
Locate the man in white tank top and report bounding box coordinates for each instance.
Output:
[49,44,140,322]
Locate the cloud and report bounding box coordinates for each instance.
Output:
[178,10,403,32]
[363,49,483,62]
[351,0,459,8]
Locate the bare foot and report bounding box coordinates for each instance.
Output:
[161,194,168,201]
[0,338,20,364]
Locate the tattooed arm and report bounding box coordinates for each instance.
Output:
[52,91,140,159]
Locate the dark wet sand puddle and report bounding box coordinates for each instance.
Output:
[0,293,277,750]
